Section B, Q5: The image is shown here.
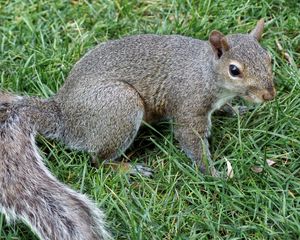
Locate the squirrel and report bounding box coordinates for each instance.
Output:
[55,18,274,176]
[0,19,275,239]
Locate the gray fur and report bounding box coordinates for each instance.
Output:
[0,95,111,239]
[54,20,274,173]
[0,19,275,239]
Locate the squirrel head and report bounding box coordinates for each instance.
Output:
[209,19,276,103]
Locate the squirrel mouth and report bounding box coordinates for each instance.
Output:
[242,87,276,103]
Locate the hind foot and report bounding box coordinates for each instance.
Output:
[103,160,154,177]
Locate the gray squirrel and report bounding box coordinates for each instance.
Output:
[0,19,275,239]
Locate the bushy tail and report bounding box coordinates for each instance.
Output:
[0,95,111,240]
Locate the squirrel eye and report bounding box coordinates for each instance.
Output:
[229,64,241,77]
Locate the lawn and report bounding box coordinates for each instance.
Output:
[0,0,299,239]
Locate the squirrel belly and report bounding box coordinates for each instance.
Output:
[0,99,111,240]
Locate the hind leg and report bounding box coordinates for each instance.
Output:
[91,82,144,159]
[89,83,154,177]
[61,80,152,175]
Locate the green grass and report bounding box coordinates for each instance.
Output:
[0,0,300,239]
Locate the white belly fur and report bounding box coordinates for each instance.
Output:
[207,91,237,136]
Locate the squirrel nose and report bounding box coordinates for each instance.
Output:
[262,87,276,101]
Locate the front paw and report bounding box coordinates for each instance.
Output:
[232,105,249,115]
[199,163,228,179]
[209,158,234,179]
[217,104,249,117]
[209,166,226,178]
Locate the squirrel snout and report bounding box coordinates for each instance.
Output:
[262,87,276,101]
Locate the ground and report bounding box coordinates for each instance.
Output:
[0,0,299,239]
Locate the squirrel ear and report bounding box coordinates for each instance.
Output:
[250,18,264,41]
[209,30,230,58]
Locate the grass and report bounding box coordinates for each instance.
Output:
[0,0,299,239]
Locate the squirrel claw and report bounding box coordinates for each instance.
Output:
[130,164,154,177]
